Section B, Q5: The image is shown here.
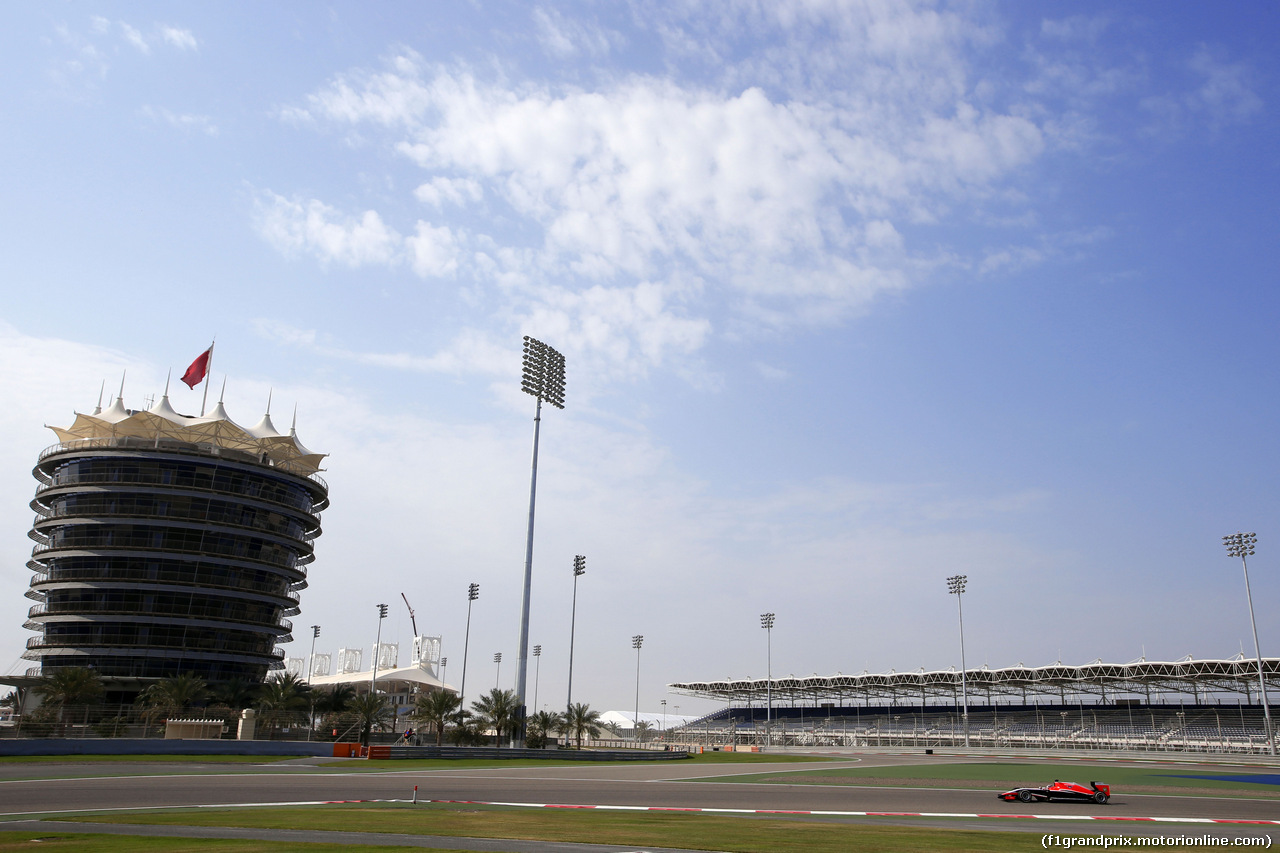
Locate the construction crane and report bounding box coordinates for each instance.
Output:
[400,593,418,637]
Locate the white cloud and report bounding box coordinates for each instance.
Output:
[1187,47,1262,127]
[139,105,217,135]
[755,362,789,381]
[160,25,198,51]
[253,192,402,268]
[414,176,483,208]
[288,56,1047,325]
[121,22,150,54]
[532,6,615,59]
[407,221,460,278]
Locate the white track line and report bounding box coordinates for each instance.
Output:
[3,797,1278,827]
[411,797,1280,826]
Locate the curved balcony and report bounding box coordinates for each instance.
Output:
[25,436,326,685]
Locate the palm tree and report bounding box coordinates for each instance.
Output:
[634,719,653,743]
[210,677,260,711]
[412,689,462,746]
[470,688,519,747]
[348,692,392,746]
[256,673,311,734]
[140,673,210,719]
[314,684,357,716]
[35,667,103,729]
[526,709,564,749]
[564,702,604,749]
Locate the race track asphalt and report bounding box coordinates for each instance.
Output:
[1,752,1276,847]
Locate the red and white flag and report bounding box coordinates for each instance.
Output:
[180,346,212,389]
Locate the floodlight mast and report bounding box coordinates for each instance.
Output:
[1223,532,1275,756]
[947,575,970,749]
[371,603,388,692]
[307,624,320,742]
[532,644,542,713]
[515,336,566,746]
[459,583,479,710]
[761,613,775,749]
[567,555,586,718]
[632,634,644,740]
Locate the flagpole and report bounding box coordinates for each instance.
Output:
[200,341,215,417]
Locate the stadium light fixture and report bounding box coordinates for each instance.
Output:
[761,612,775,749]
[946,575,970,748]
[460,583,479,710]
[567,555,586,719]
[307,624,320,742]
[1223,532,1275,756]
[515,336,567,747]
[494,652,502,690]
[371,604,388,692]
[440,656,447,687]
[307,625,320,684]
[632,634,644,740]
[532,644,542,713]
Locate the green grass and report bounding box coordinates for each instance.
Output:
[0,755,294,765]
[0,831,473,852]
[683,750,835,763]
[45,803,1079,852]
[314,750,834,770]
[715,761,1280,795]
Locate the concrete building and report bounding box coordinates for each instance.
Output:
[20,387,327,691]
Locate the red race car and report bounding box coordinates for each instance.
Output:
[998,780,1110,804]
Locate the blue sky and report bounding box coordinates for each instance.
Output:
[2,1,1278,716]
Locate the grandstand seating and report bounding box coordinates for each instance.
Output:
[664,704,1275,754]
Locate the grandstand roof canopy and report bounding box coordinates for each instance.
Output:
[669,656,1280,705]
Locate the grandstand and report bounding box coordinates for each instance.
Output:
[668,656,1278,754]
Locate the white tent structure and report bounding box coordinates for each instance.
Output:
[599,710,700,732]
[48,388,326,477]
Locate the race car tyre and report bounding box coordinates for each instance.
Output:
[1018,791,1034,803]
[1093,792,1107,804]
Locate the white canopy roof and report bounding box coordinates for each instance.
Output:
[48,394,327,476]
[308,665,454,694]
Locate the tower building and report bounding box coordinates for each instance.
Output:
[22,390,328,687]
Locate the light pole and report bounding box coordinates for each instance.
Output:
[307,625,321,685]
[761,612,775,748]
[440,656,447,687]
[946,575,969,748]
[460,583,479,710]
[1223,532,1276,755]
[516,336,566,746]
[532,645,542,715]
[494,652,502,690]
[567,555,586,717]
[632,634,644,741]
[661,699,667,735]
[371,604,388,693]
[305,625,320,737]
[307,624,320,741]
